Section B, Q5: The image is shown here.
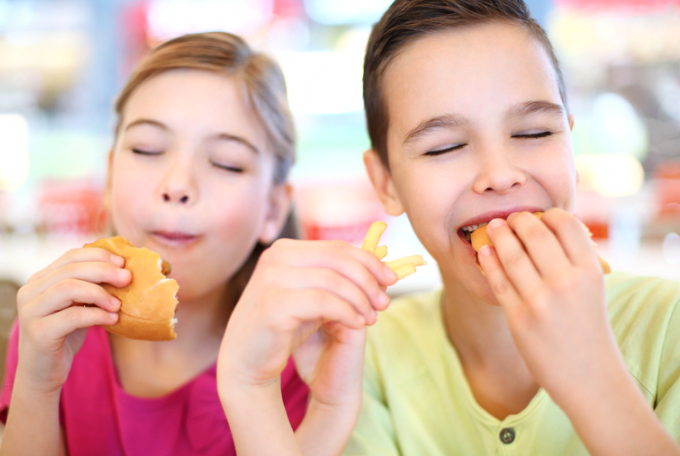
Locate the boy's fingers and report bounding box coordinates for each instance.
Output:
[477,245,522,311]
[506,212,571,278]
[540,209,602,272]
[485,218,541,298]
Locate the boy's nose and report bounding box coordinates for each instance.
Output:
[162,193,190,204]
[472,153,527,195]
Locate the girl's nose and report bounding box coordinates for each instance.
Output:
[159,161,196,205]
[472,150,527,195]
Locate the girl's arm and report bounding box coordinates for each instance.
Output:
[0,247,129,456]
[218,239,396,456]
[479,209,680,456]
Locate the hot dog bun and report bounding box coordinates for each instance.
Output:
[84,236,180,341]
[470,212,611,274]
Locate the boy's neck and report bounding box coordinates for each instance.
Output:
[441,280,540,419]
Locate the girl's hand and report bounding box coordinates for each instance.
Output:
[219,238,397,408]
[477,208,618,404]
[15,247,130,394]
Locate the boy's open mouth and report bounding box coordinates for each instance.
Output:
[460,222,488,243]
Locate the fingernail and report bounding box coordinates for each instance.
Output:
[108,312,119,321]
[110,297,121,310]
[378,291,390,307]
[487,218,506,230]
[111,254,125,267]
[118,268,131,279]
[384,265,398,281]
[479,245,492,258]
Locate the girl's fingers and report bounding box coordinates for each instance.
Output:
[29,247,125,283]
[276,267,382,324]
[25,279,122,318]
[263,240,396,311]
[28,260,131,299]
[505,212,572,278]
[540,209,601,272]
[485,218,542,298]
[37,306,119,341]
[274,288,368,331]
[477,244,523,311]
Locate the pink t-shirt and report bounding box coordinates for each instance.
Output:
[0,322,309,456]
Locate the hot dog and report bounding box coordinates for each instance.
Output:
[84,236,180,340]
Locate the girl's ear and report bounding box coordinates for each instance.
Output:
[363,149,404,216]
[259,182,293,245]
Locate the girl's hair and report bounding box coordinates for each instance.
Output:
[363,0,568,168]
[114,31,295,184]
[112,31,298,315]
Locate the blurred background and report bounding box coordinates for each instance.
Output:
[1,0,680,317]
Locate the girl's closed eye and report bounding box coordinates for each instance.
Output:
[210,160,244,173]
[131,148,163,155]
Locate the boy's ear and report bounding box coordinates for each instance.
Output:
[363,149,404,216]
[259,182,293,245]
[104,149,114,212]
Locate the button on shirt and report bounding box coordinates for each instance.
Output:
[343,273,680,456]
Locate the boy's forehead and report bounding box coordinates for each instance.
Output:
[381,22,563,142]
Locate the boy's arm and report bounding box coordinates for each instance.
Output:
[479,210,680,456]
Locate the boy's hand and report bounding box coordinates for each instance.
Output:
[15,247,129,395]
[218,238,397,408]
[477,208,621,405]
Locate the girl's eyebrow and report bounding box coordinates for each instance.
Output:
[403,113,469,145]
[124,119,260,155]
[213,133,260,155]
[124,118,168,132]
[505,100,565,119]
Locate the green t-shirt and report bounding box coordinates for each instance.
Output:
[344,272,680,455]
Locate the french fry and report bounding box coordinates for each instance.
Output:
[384,255,426,271]
[361,221,426,281]
[362,221,387,253]
[392,263,417,280]
[375,245,388,260]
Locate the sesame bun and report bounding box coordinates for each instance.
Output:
[84,236,180,341]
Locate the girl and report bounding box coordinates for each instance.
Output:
[0,32,308,455]
[218,1,680,455]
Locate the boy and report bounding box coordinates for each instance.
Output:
[219,1,680,455]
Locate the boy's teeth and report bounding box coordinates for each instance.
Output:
[461,222,488,233]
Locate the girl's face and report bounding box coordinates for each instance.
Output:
[368,22,578,305]
[109,69,289,302]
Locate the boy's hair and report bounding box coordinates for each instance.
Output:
[111,32,298,315]
[114,31,295,184]
[364,0,568,168]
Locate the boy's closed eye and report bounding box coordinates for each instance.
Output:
[424,143,467,156]
[132,148,163,155]
[511,130,553,139]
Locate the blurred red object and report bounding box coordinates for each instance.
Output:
[295,178,386,245]
[37,179,107,236]
[654,161,680,218]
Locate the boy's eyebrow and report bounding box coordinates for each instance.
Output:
[506,101,565,119]
[403,114,469,145]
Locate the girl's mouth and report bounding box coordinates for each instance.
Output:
[152,231,199,246]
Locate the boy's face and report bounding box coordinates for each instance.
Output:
[365,22,577,304]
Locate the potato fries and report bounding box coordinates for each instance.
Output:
[362,221,425,280]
